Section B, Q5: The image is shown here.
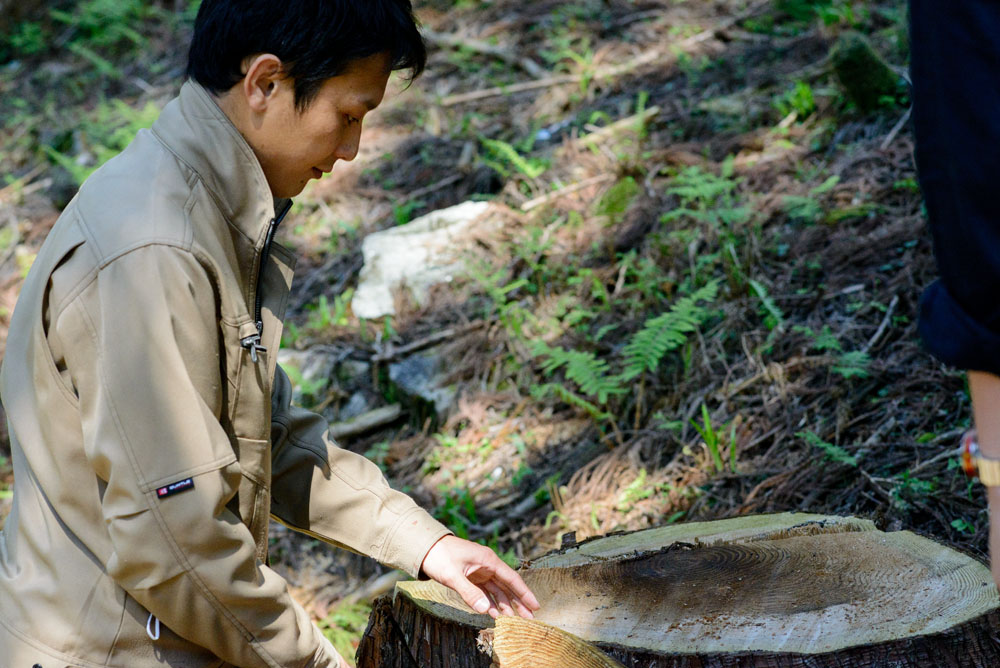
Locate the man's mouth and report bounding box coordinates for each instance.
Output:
[311,167,323,179]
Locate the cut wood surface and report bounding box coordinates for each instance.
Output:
[483,617,625,668]
[357,513,1000,667]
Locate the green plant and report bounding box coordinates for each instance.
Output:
[782,176,839,224]
[479,137,548,179]
[540,34,596,95]
[831,350,871,379]
[483,535,519,568]
[617,468,656,512]
[469,264,533,340]
[44,100,161,185]
[567,268,611,311]
[794,324,843,352]
[318,600,372,662]
[690,405,728,474]
[661,157,750,231]
[951,518,976,535]
[282,364,328,407]
[620,280,719,381]
[434,487,479,539]
[393,199,425,226]
[364,440,391,473]
[889,471,935,511]
[5,22,46,57]
[773,80,816,119]
[777,0,860,26]
[798,430,858,466]
[595,177,640,221]
[305,290,354,331]
[747,279,785,332]
[532,342,624,404]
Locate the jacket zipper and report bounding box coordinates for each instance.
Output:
[240,199,293,363]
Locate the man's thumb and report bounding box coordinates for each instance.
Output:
[453,576,490,614]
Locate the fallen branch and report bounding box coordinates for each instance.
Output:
[861,294,899,353]
[328,404,403,440]
[440,3,768,106]
[520,174,616,212]
[577,106,661,149]
[371,321,487,363]
[342,570,409,605]
[423,27,547,79]
[402,172,464,205]
[880,106,912,151]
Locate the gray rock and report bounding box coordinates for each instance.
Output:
[340,392,373,421]
[388,348,457,418]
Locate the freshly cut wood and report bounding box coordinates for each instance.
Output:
[356,513,1000,667]
[482,617,625,668]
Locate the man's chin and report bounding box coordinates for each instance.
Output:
[272,180,308,199]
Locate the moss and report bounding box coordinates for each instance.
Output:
[831,31,901,112]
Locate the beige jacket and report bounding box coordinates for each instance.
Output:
[0,81,450,668]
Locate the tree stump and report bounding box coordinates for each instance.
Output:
[357,513,1000,667]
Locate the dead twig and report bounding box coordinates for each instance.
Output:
[880,106,912,151]
[577,106,661,149]
[328,404,403,440]
[862,294,900,353]
[520,174,616,212]
[371,321,487,363]
[423,27,547,79]
[440,3,768,106]
[403,173,464,205]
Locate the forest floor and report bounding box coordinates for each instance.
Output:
[0,0,980,662]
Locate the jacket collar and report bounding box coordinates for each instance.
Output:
[151,80,290,249]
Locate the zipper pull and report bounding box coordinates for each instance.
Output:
[240,332,267,363]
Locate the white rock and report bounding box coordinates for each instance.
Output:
[351,200,492,319]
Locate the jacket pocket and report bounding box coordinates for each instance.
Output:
[107,592,224,667]
[235,436,271,563]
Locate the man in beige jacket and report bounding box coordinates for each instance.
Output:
[0,1,538,666]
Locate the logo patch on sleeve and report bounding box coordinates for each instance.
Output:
[156,478,194,499]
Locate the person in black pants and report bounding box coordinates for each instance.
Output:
[911,0,1000,589]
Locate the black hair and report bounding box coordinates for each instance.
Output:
[186,0,425,111]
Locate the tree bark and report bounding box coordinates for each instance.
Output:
[357,513,1000,667]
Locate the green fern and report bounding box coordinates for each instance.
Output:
[748,278,785,331]
[798,430,858,466]
[480,137,548,179]
[621,281,719,380]
[532,342,624,404]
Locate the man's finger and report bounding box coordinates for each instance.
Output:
[484,581,516,617]
[484,560,541,611]
[448,573,494,616]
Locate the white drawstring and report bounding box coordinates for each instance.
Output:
[146,613,161,641]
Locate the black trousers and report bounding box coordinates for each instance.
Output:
[911,0,1000,374]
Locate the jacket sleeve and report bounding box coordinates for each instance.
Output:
[57,245,341,668]
[270,365,452,578]
[911,0,1000,375]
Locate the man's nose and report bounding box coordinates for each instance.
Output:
[335,127,361,162]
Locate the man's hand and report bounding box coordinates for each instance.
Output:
[420,535,541,619]
[970,372,1000,592]
[989,486,1000,591]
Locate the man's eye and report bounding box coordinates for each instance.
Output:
[346,115,360,125]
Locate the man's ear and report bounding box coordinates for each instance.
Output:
[241,54,285,113]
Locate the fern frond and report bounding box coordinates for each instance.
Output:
[532,342,624,404]
[621,281,719,381]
